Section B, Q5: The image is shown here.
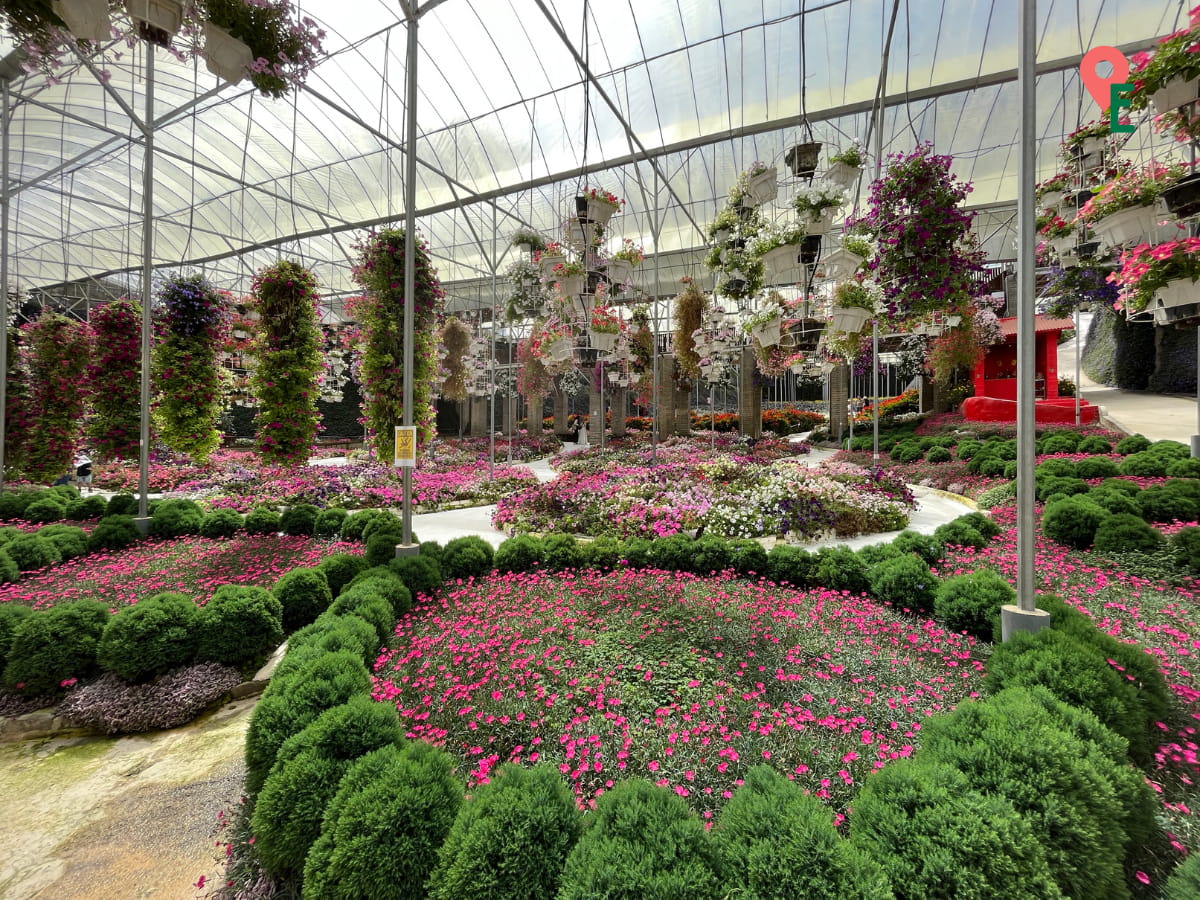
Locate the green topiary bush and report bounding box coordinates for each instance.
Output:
[316,552,369,596]
[64,495,108,520]
[715,765,892,900]
[557,778,721,900]
[22,495,67,524]
[868,554,938,614]
[389,554,442,599]
[1167,458,1200,478]
[1175,526,1200,573]
[1120,451,1169,477]
[46,484,80,502]
[325,590,395,646]
[618,537,653,569]
[767,544,818,588]
[313,507,349,537]
[195,585,284,671]
[427,763,583,900]
[278,504,319,536]
[690,536,733,574]
[1035,475,1090,502]
[148,499,204,538]
[1115,433,1152,455]
[106,493,138,516]
[814,546,869,594]
[39,525,87,561]
[338,509,393,542]
[925,446,952,464]
[361,514,406,544]
[1077,435,1112,454]
[272,567,333,633]
[977,458,1006,477]
[727,538,768,576]
[199,508,244,539]
[954,439,983,460]
[1164,853,1200,900]
[438,535,494,581]
[1041,496,1109,549]
[96,592,199,683]
[87,515,140,553]
[1150,440,1190,460]
[251,694,406,878]
[891,530,944,565]
[956,512,1000,540]
[857,544,901,567]
[2,599,110,695]
[890,441,925,463]
[286,616,379,668]
[646,534,697,572]
[365,532,404,567]
[542,533,585,570]
[934,569,1013,642]
[1088,488,1141,516]
[344,572,412,619]
[0,603,32,672]
[0,549,18,584]
[848,759,1057,900]
[1035,458,1076,478]
[244,505,282,535]
[0,490,36,519]
[5,534,61,572]
[1092,513,1164,555]
[932,520,986,551]
[1138,483,1200,523]
[1038,430,1082,454]
[302,740,462,900]
[494,535,544,572]
[1074,456,1118,479]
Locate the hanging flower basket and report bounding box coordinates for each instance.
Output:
[819,247,865,280]
[750,316,783,347]
[1048,234,1076,259]
[1090,204,1164,249]
[822,162,861,191]
[1152,77,1200,113]
[785,142,823,178]
[53,0,111,41]
[575,196,619,226]
[589,330,618,353]
[203,22,254,84]
[799,209,836,236]
[761,244,802,282]
[606,370,622,384]
[1164,174,1200,218]
[563,293,590,321]
[557,274,585,297]
[544,337,574,362]
[743,167,780,207]
[829,307,870,333]
[124,0,182,35]
[1157,277,1200,311]
[606,258,634,285]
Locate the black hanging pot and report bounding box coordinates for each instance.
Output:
[785,142,823,178]
[1077,241,1101,259]
[726,278,748,295]
[729,237,747,251]
[1163,174,1200,218]
[800,234,823,264]
[574,195,590,219]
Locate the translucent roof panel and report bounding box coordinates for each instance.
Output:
[0,0,1187,303]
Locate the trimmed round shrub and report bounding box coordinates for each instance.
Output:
[325,591,395,646]
[243,649,371,795]
[339,508,394,542]
[438,536,495,582]
[1115,433,1152,455]
[1175,526,1200,573]
[848,759,1058,900]
[1073,456,1118,479]
[954,439,983,460]
[195,585,283,671]
[618,537,653,569]
[868,554,938,614]
[302,740,462,900]
[557,778,721,900]
[46,484,80,501]
[5,534,61,572]
[986,628,1151,763]
[934,569,1014,642]
[64,495,108,520]
[925,446,952,464]
[1120,451,1169,477]
[280,503,319,536]
[1086,488,1141,516]
[1164,852,1200,900]
[690,536,733,574]
[148,499,204,538]
[715,765,892,900]
[857,543,901,567]
[542,533,584,571]
[419,541,443,564]
[199,508,243,539]
[1035,475,1089,502]
[956,512,1000,540]
[427,763,583,900]
[365,532,404,567]
[920,686,1146,899]
[1041,496,1109,550]
[97,592,199,683]
[389,554,442,599]
[814,546,869,595]
[0,603,33,672]
[361,513,406,543]
[286,615,379,668]
[1038,430,1082,454]
[1137,484,1199,523]
[891,530,944,565]
[646,534,696,572]
[2,599,110,694]
[272,567,333,632]
[494,535,544,573]
[106,493,138,516]
[313,507,349,537]
[1167,458,1200,478]
[1002,461,1018,479]
[39,525,88,561]
[1100,477,1141,496]
[932,520,986,551]
[344,573,412,620]
[977,457,1005,477]
[1077,435,1112,454]
[1035,458,1076,478]
[1092,513,1164,555]
[316,552,369,596]
[243,505,282,535]
[87,515,140,553]
[251,695,406,878]
[581,536,622,572]
[727,538,768,576]
[0,490,36,519]
[767,544,818,588]
[22,495,67,524]
[1150,439,1190,460]
[890,441,925,463]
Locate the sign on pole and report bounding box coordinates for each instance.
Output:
[393,426,417,468]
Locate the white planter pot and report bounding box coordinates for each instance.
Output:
[743,168,779,207]
[555,274,585,298]
[800,208,836,235]
[750,317,782,347]
[1090,204,1160,248]
[1058,250,1080,269]
[1152,77,1200,114]
[829,307,870,333]
[607,371,622,384]
[1157,278,1199,310]
[819,247,865,280]
[1073,134,1107,157]
[606,258,634,285]
[545,339,573,362]
[582,198,618,226]
[789,363,807,375]
[589,330,618,353]
[124,0,182,34]
[713,228,731,245]
[761,243,802,282]
[53,0,110,40]
[1048,234,1076,259]
[203,22,253,84]
[563,293,590,321]
[822,162,862,191]
[539,253,566,276]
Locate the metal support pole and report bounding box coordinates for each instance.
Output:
[489,205,496,480]
[1074,306,1081,426]
[400,11,419,549]
[0,78,9,495]
[137,47,155,524]
[872,320,880,465]
[1003,0,1050,639]
[651,169,660,462]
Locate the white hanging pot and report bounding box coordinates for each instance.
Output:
[124,0,183,35]
[606,258,634,285]
[822,162,862,191]
[829,307,870,333]
[1048,234,1076,259]
[546,338,573,362]
[1152,76,1200,113]
[761,244,802,283]
[1157,278,1200,310]
[556,274,585,298]
[750,316,783,347]
[801,208,836,236]
[539,253,566,275]
[819,247,865,280]
[53,0,111,41]
[589,330,618,353]
[203,21,253,84]
[713,228,732,245]
[1090,204,1160,249]
[607,371,622,384]
[575,197,618,226]
[743,167,779,207]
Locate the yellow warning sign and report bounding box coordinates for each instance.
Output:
[393,426,417,468]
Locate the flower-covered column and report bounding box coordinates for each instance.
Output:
[23,312,93,481]
[88,299,142,461]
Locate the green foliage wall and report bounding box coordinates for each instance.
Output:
[88,299,142,461]
[23,312,93,482]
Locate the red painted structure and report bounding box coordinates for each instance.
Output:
[962,315,1100,423]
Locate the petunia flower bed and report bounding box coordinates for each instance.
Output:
[373,567,983,817]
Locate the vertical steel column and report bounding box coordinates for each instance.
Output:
[401,12,419,547]
[0,78,9,494]
[489,205,496,480]
[650,169,660,462]
[1075,306,1081,426]
[138,48,155,520]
